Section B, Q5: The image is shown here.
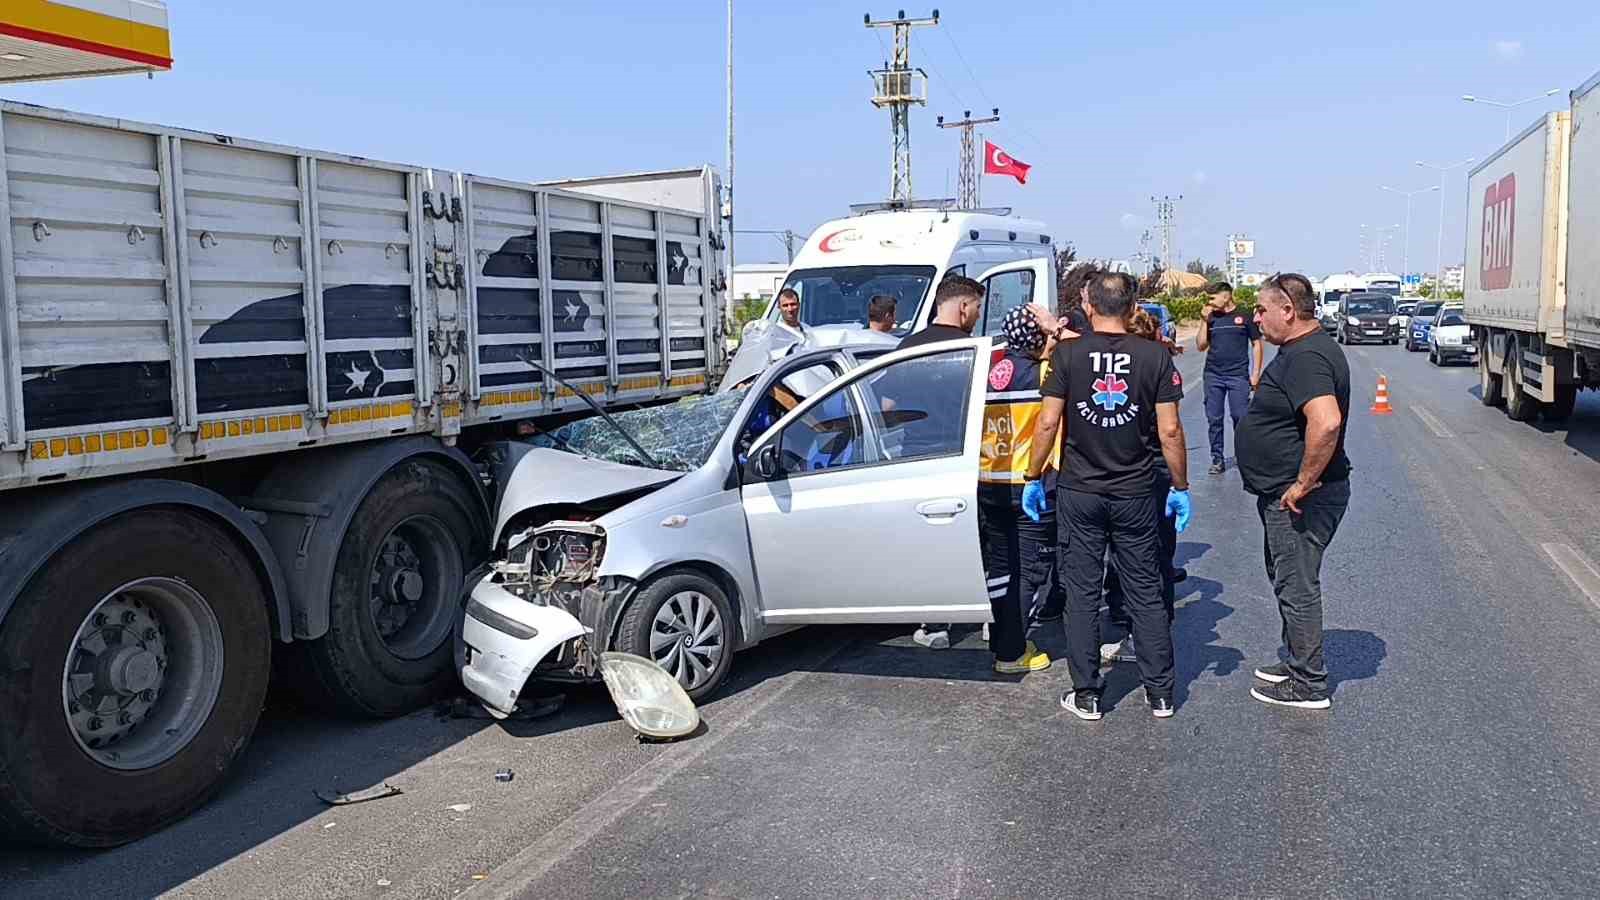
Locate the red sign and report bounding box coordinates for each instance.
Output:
[988,358,1014,390]
[817,228,860,253]
[1481,174,1516,290]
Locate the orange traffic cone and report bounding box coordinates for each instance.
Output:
[1370,375,1394,415]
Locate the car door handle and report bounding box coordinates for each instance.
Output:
[915,498,968,521]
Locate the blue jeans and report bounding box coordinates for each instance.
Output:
[1204,372,1251,463]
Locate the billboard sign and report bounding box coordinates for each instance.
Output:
[1229,239,1255,259]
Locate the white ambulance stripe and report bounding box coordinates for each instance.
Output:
[987,390,1042,402]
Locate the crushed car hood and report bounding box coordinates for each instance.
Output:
[493,448,679,545]
[719,323,898,391]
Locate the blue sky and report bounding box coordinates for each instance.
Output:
[5,1,1595,276]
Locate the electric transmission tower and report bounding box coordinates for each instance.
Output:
[1135,229,1153,274]
[866,9,937,205]
[1152,194,1181,269]
[937,107,999,209]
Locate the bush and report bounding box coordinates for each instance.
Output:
[728,297,766,332]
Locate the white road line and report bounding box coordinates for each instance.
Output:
[1410,404,1454,438]
[469,642,850,897]
[1543,543,1600,611]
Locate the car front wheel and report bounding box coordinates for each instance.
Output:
[616,572,736,701]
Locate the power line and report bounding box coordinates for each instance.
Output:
[941,24,1052,156]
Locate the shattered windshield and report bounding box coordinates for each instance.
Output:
[527,389,749,472]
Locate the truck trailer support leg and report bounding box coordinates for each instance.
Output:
[0,480,289,847]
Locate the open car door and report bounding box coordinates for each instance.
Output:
[974,258,1055,343]
[739,337,991,625]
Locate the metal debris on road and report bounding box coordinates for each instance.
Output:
[495,768,514,783]
[314,781,403,806]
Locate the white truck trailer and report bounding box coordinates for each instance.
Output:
[0,99,723,846]
[1464,80,1594,422]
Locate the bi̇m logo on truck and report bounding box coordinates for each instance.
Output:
[1481,173,1516,291]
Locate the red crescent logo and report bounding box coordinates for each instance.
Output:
[989,358,1015,390]
[990,146,1010,167]
[818,228,859,253]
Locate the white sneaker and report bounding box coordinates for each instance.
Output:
[913,628,950,650]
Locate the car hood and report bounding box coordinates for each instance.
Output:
[719,323,898,391]
[493,448,680,546]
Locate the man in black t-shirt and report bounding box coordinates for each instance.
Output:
[900,274,984,650]
[1026,272,1191,721]
[1197,281,1263,474]
[1235,273,1351,711]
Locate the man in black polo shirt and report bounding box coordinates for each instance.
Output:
[1026,272,1191,721]
[1197,281,1263,475]
[1235,273,1351,710]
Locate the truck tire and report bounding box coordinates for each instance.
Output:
[293,460,484,717]
[1505,346,1539,422]
[616,572,736,702]
[1478,341,1503,406]
[1546,384,1578,422]
[0,510,271,847]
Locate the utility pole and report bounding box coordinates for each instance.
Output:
[865,9,937,206]
[1152,194,1181,270]
[1135,229,1152,275]
[735,229,801,262]
[725,0,735,322]
[937,107,999,209]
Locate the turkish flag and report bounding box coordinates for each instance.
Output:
[983,140,1031,184]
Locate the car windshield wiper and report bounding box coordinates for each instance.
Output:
[522,359,662,469]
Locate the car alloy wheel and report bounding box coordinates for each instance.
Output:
[649,590,725,692]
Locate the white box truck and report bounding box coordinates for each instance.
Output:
[1464,72,1600,423]
[0,99,723,846]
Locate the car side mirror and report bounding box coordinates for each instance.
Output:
[746,442,781,481]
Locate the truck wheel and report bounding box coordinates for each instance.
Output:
[1478,348,1504,406]
[294,460,485,717]
[616,572,736,701]
[0,510,270,847]
[1546,384,1578,422]
[1505,347,1538,422]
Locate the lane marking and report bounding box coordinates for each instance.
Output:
[1410,404,1454,438]
[470,641,850,897]
[1543,543,1600,611]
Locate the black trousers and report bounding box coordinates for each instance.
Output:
[978,490,1046,662]
[1257,480,1350,696]
[1057,487,1175,701]
[1105,468,1178,630]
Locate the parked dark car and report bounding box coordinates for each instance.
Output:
[1336,292,1400,345]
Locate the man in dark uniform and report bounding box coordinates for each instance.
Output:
[1197,281,1263,474]
[1025,272,1191,720]
[1236,273,1351,710]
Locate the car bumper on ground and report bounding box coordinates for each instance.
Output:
[456,579,590,718]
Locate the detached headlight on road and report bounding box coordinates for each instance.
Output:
[599,651,699,739]
[1347,316,1362,326]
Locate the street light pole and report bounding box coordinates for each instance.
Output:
[1462,89,1562,141]
[1380,184,1440,283]
[1417,158,1475,298]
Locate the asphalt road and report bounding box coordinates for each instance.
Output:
[6,337,1600,898]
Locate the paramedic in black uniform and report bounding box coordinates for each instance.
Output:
[1024,272,1191,721]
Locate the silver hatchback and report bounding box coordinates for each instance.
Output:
[457,336,995,715]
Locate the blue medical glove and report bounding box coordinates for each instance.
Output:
[1022,480,1050,523]
[1165,488,1192,533]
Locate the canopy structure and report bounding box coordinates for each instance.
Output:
[1158,270,1208,292]
[1,1,170,83]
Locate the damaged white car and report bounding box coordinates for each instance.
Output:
[457,335,995,715]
